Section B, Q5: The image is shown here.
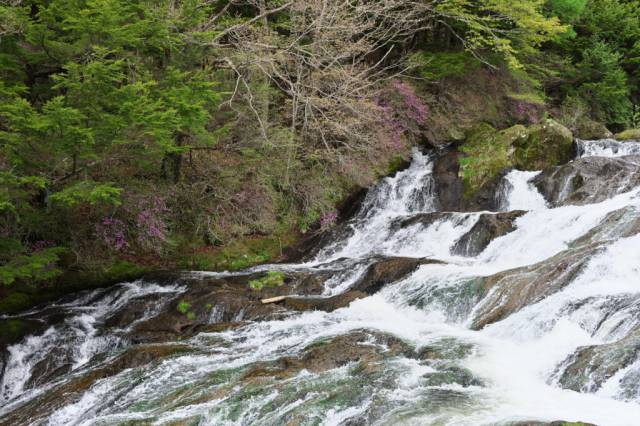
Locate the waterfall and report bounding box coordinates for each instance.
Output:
[2,140,640,425]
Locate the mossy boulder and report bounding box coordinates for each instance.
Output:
[459,123,526,197]
[574,118,613,140]
[513,119,574,170]
[615,128,640,140]
[456,119,574,198]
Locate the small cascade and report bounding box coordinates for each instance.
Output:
[2,138,640,425]
[577,138,640,158]
[314,148,438,262]
[499,170,547,211]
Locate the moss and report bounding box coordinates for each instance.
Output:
[459,124,524,197]
[615,128,640,140]
[514,119,574,170]
[507,91,546,106]
[177,300,191,314]
[0,292,33,315]
[574,118,612,140]
[248,271,286,290]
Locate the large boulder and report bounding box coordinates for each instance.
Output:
[124,270,328,343]
[458,123,525,200]
[513,119,574,170]
[433,120,575,211]
[533,155,640,207]
[574,118,613,140]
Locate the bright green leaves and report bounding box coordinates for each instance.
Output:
[435,0,567,69]
[49,182,123,208]
[0,247,64,286]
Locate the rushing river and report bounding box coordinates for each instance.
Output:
[2,139,640,425]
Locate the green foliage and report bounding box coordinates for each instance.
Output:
[435,0,567,69]
[577,40,632,126]
[0,247,64,286]
[547,0,640,129]
[248,271,286,291]
[548,0,588,23]
[49,182,123,207]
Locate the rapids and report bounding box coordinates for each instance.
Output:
[2,138,640,425]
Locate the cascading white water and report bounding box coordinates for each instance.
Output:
[2,140,640,425]
[578,138,640,158]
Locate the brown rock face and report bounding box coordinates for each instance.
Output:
[451,210,526,257]
[431,150,505,212]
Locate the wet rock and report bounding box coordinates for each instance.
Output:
[451,210,526,256]
[471,243,603,330]
[432,150,505,212]
[126,270,328,343]
[397,212,454,229]
[282,291,368,312]
[351,257,446,295]
[533,155,640,207]
[556,328,640,395]
[433,150,466,211]
[242,330,412,380]
[422,365,482,387]
[24,347,73,390]
[0,343,193,426]
[416,338,476,361]
[433,119,573,211]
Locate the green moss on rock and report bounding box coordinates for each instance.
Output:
[513,119,574,170]
[458,119,574,197]
[574,118,613,140]
[249,271,286,290]
[615,128,640,140]
[459,123,525,197]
